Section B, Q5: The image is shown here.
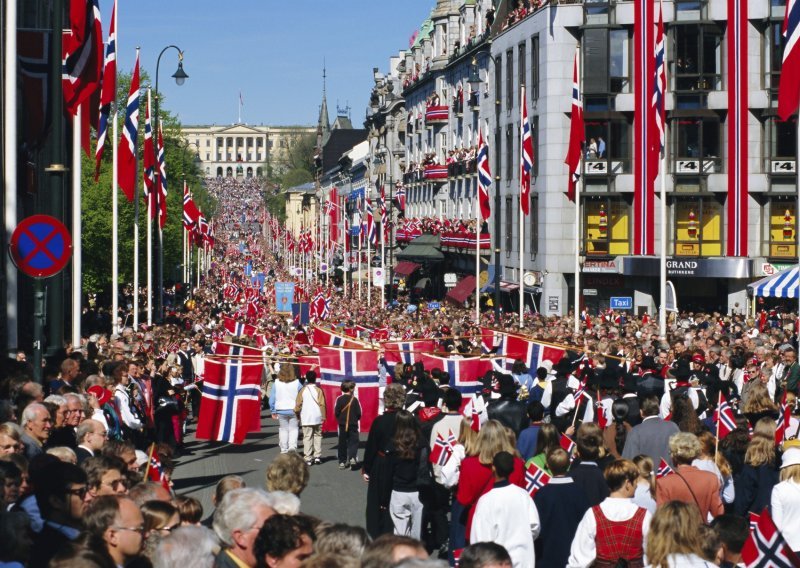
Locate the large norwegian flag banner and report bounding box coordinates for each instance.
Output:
[384,340,437,374]
[311,326,363,349]
[419,354,492,394]
[196,344,263,444]
[318,346,380,433]
[223,315,256,338]
[502,334,565,372]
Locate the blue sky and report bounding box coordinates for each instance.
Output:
[111,0,435,128]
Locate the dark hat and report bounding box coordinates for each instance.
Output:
[622,373,639,393]
[669,363,692,381]
[554,358,573,375]
[599,367,619,390]
[640,356,657,371]
[497,374,519,396]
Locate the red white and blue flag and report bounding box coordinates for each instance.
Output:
[560,434,576,455]
[430,431,454,466]
[146,446,170,491]
[117,50,139,202]
[143,89,156,219]
[384,340,437,374]
[419,354,492,394]
[223,316,256,338]
[715,393,738,439]
[779,0,800,120]
[741,508,800,568]
[310,326,362,349]
[379,185,388,242]
[520,86,533,216]
[727,0,749,256]
[318,346,380,433]
[501,334,565,373]
[633,0,656,255]
[394,182,406,215]
[183,183,200,230]
[565,48,584,203]
[776,392,791,446]
[525,462,551,497]
[157,123,168,228]
[656,458,674,479]
[652,1,666,160]
[94,0,115,180]
[62,0,103,116]
[477,128,492,220]
[196,344,263,444]
[365,201,377,246]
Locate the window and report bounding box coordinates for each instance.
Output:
[609,30,630,93]
[768,195,798,258]
[506,123,515,181]
[766,116,797,173]
[584,118,631,173]
[518,42,526,94]
[674,197,722,256]
[673,117,721,174]
[674,24,723,93]
[675,0,706,20]
[766,22,785,93]
[585,197,630,256]
[505,197,513,252]
[532,115,539,177]
[495,54,503,107]
[506,50,514,110]
[206,139,210,147]
[531,35,540,100]
[530,194,539,255]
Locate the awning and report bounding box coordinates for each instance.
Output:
[396,234,444,262]
[748,266,800,299]
[394,261,420,277]
[445,275,477,304]
[482,280,541,294]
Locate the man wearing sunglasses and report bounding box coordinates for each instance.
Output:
[30,459,91,567]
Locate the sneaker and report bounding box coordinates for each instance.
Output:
[339,462,347,469]
[349,457,358,468]
[305,459,313,466]
[313,458,322,465]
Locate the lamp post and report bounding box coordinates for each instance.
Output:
[153,45,188,323]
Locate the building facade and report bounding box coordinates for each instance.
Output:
[182,123,315,179]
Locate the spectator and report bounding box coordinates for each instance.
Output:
[470,451,539,568]
[314,523,370,559]
[458,543,512,568]
[254,513,315,568]
[771,446,800,554]
[295,371,326,466]
[266,452,309,496]
[733,434,778,516]
[45,446,77,464]
[334,380,361,470]
[568,459,651,567]
[270,364,301,454]
[526,423,561,473]
[127,482,172,507]
[19,403,52,460]
[0,423,22,455]
[76,419,107,464]
[154,526,220,568]
[175,495,203,526]
[84,455,128,499]
[516,401,543,462]
[533,448,590,568]
[361,534,428,568]
[645,501,710,567]
[202,475,246,528]
[83,495,145,568]
[631,455,657,514]
[0,511,32,567]
[568,423,609,506]
[711,514,749,568]
[622,395,680,467]
[140,500,180,561]
[693,430,735,506]
[213,488,275,568]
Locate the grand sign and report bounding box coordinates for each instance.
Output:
[621,257,753,279]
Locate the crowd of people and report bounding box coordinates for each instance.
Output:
[1,174,800,567]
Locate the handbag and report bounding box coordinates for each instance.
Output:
[156,396,179,413]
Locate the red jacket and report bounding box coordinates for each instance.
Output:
[456,455,526,538]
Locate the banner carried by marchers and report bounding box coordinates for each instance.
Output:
[318,346,379,433]
[275,282,295,313]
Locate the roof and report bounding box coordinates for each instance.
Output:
[396,234,444,262]
[284,182,316,194]
[320,129,368,174]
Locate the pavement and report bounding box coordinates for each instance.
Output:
[170,410,368,526]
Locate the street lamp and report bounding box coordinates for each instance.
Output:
[153,45,188,323]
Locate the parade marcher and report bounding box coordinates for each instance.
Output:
[270,364,301,454]
[622,395,679,467]
[295,371,326,466]
[335,380,362,469]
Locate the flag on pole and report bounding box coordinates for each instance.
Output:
[379,185,388,241]
[183,184,200,230]
[117,51,140,202]
[520,86,533,215]
[560,434,576,455]
[394,182,406,215]
[524,462,551,497]
[143,90,156,219]
[565,48,584,202]
[477,128,492,220]
[62,0,103,116]
[776,392,791,446]
[94,0,116,180]
[652,2,666,158]
[715,393,738,439]
[656,458,674,479]
[741,508,800,567]
[157,123,168,228]
[778,0,800,120]
[430,431,454,466]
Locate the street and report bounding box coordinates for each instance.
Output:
[171,410,368,526]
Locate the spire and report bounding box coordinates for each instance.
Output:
[317,63,331,148]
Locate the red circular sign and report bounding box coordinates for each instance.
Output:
[8,215,73,278]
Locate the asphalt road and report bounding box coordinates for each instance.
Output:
[171,410,368,526]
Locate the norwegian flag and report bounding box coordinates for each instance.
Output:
[525,462,552,497]
[656,458,674,479]
[322,294,331,320]
[502,334,565,373]
[419,354,492,395]
[652,1,666,158]
[383,340,437,374]
[430,431,454,466]
[520,85,534,216]
[318,346,380,433]
[117,50,140,202]
[146,445,170,491]
[183,183,200,230]
[779,0,800,120]
[477,127,492,220]
[365,201,377,246]
[573,378,588,404]
[156,123,168,228]
[560,434,576,455]
[741,508,800,568]
[565,48,584,202]
[94,0,116,180]
[143,89,156,218]
[749,512,761,533]
[394,183,406,215]
[196,344,263,444]
[62,0,103,116]
[311,326,362,349]
[379,185,388,242]
[223,284,240,301]
[715,393,738,440]
[464,395,484,432]
[776,392,791,447]
[223,316,256,338]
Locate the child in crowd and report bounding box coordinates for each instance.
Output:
[335,380,362,469]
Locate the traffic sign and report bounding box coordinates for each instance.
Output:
[9,215,72,278]
[610,296,633,310]
[427,302,441,311]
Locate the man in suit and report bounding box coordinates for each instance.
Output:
[655,432,724,521]
[621,394,679,467]
[75,419,107,464]
[783,347,800,394]
[213,488,276,568]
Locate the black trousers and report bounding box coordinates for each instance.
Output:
[337,426,359,462]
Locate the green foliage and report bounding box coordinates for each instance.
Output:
[280,168,313,189]
[81,71,214,294]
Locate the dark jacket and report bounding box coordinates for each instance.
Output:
[334,394,362,429]
[567,460,609,507]
[486,397,528,437]
[734,463,779,517]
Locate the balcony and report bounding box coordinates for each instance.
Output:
[425,105,449,125]
[423,164,448,180]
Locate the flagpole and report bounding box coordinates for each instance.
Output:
[71,108,82,348]
[574,169,582,334]
[358,218,363,301]
[112,106,119,335]
[475,180,481,325]
[658,0,668,339]
[146,91,153,327]
[367,189,372,308]
[519,86,526,326]
[3,0,17,352]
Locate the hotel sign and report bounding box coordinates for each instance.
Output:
[621,257,752,279]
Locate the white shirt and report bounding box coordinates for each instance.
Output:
[771,479,800,551]
[298,384,324,426]
[659,388,699,419]
[568,497,652,568]
[692,458,735,505]
[114,384,142,430]
[471,482,540,568]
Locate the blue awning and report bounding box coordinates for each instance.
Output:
[748,266,800,299]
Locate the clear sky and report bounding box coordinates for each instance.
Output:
[110,0,436,128]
